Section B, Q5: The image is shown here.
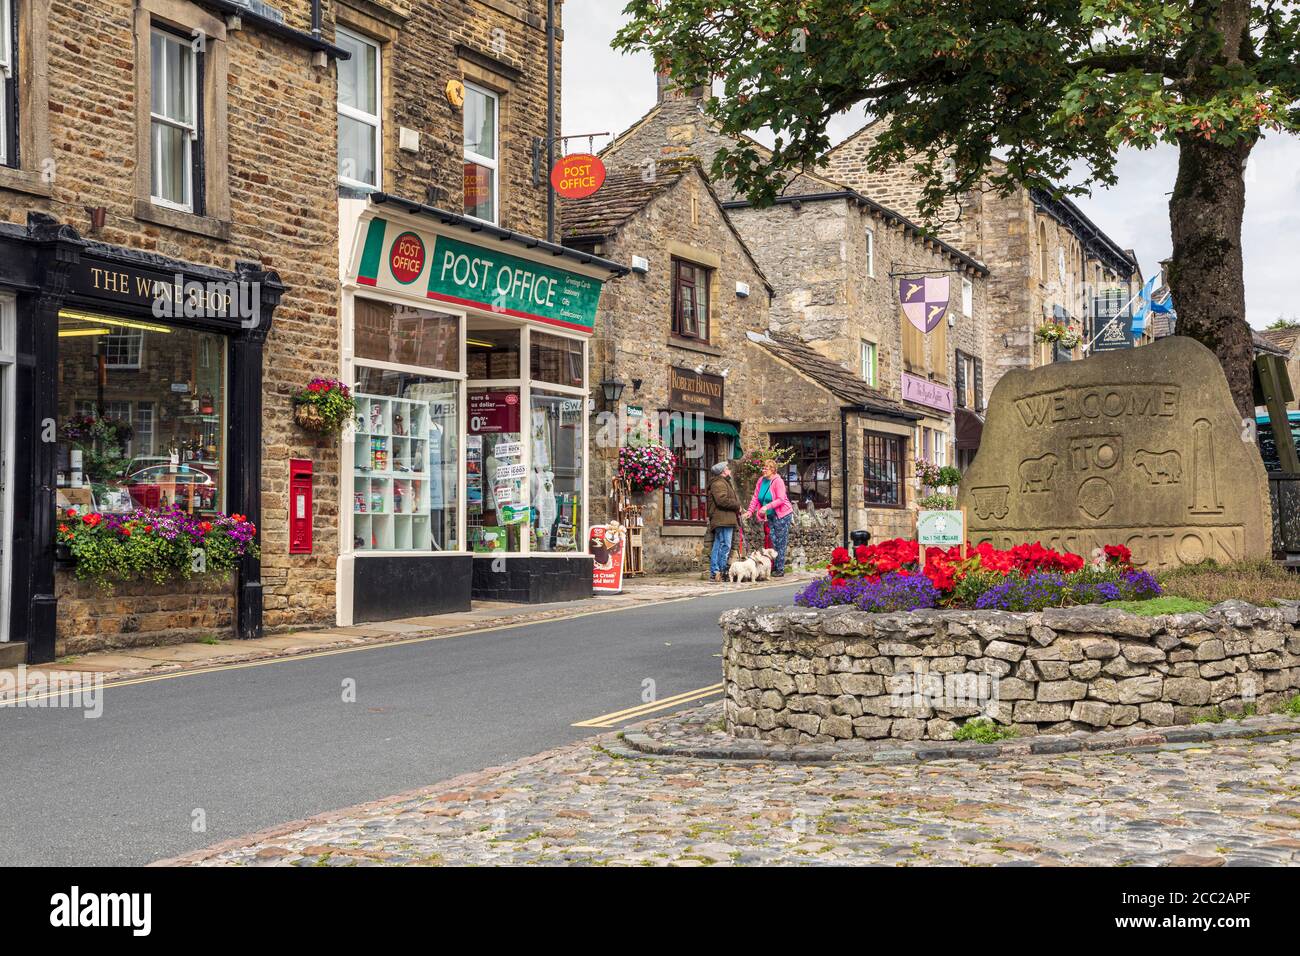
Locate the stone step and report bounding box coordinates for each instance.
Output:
[0,642,27,668]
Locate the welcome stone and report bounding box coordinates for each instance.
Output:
[958,337,1270,569]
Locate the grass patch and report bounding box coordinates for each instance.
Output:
[197,635,222,646]
[1284,695,1300,717]
[1157,560,1300,607]
[1104,596,1212,616]
[951,717,1016,743]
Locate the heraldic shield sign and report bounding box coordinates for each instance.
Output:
[900,276,951,333]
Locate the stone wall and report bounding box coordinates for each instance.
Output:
[361,0,557,236]
[721,603,1300,744]
[3,1,341,646]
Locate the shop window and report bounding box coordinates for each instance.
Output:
[56,312,226,517]
[355,299,459,372]
[860,340,877,386]
[671,259,710,342]
[529,390,584,552]
[772,432,830,508]
[352,369,459,552]
[463,84,498,224]
[664,428,725,525]
[337,27,382,189]
[0,0,15,168]
[467,386,525,552]
[150,26,201,213]
[863,430,905,508]
[530,331,584,389]
[467,327,520,379]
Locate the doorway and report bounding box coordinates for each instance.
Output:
[0,295,14,641]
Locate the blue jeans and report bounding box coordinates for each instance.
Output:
[770,513,793,573]
[710,527,735,575]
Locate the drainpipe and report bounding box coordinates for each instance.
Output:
[840,406,850,548]
[311,0,321,38]
[545,0,556,243]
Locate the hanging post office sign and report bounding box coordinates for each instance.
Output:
[356,217,604,333]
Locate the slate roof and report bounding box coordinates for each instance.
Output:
[558,167,687,243]
[1254,330,1290,356]
[1258,327,1300,354]
[747,331,920,421]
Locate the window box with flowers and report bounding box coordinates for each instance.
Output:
[55,505,260,592]
[293,378,355,434]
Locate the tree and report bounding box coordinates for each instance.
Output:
[615,1,1300,418]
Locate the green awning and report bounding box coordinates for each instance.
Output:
[666,417,743,456]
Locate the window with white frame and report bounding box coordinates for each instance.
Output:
[336,28,381,189]
[103,328,144,369]
[865,226,875,278]
[961,277,972,317]
[150,26,200,212]
[0,0,15,168]
[860,339,877,386]
[463,84,498,223]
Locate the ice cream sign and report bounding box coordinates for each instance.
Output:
[356,217,604,333]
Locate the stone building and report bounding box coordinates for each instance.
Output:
[595,80,992,550]
[824,121,1140,393]
[0,0,347,663]
[331,0,624,619]
[560,162,772,570]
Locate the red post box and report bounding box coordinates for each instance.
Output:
[289,458,313,554]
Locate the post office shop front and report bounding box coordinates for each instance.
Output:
[337,197,626,624]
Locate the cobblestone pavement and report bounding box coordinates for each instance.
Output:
[169,708,1300,867]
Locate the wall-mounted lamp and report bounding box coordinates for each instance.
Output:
[599,378,626,408]
[631,255,650,273]
[736,281,750,298]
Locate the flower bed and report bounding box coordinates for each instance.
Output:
[797,539,1160,612]
[56,506,259,591]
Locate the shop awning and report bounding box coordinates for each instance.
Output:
[956,407,985,451]
[666,417,743,456]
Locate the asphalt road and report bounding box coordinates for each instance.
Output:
[0,583,800,866]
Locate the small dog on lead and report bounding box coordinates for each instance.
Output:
[728,555,759,583]
[752,548,777,580]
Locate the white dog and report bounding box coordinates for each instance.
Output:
[728,556,759,583]
[752,548,777,581]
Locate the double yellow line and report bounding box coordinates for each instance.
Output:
[572,682,724,728]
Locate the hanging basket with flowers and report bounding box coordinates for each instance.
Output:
[1034,320,1081,349]
[292,378,355,434]
[617,440,676,494]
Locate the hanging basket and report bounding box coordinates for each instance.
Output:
[293,401,329,433]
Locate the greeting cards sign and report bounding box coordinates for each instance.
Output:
[900,276,950,333]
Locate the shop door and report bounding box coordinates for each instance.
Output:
[0,299,12,641]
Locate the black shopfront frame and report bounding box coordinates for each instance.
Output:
[0,213,283,663]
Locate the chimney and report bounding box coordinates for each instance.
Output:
[656,70,706,104]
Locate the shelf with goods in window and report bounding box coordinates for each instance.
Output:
[353,395,433,552]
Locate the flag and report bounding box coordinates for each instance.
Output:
[1131,272,1175,337]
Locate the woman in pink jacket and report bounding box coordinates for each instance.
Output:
[743,459,794,577]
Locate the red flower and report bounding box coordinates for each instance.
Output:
[830,547,851,566]
[1104,544,1132,567]
[199,521,213,533]
[81,513,102,527]
[854,545,870,563]
[120,527,132,537]
[831,577,848,588]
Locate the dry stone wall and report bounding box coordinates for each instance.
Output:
[720,602,1300,744]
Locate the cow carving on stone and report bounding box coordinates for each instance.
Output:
[1018,453,1060,493]
[1132,449,1182,485]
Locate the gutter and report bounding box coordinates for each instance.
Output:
[369,193,630,276]
[199,0,351,59]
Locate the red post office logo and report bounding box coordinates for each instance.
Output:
[390,231,426,284]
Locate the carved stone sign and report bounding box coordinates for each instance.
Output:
[958,337,1270,570]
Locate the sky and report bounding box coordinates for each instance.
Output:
[561,1,1300,329]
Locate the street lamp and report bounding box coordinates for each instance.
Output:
[599,378,626,409]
